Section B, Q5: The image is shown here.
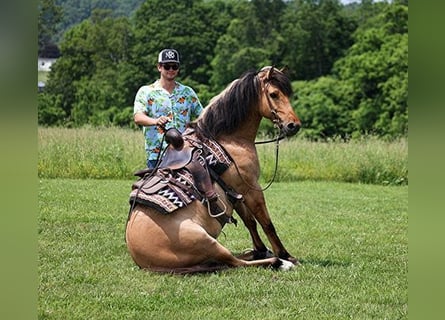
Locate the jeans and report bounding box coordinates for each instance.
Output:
[147,159,159,169]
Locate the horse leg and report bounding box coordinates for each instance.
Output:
[180,231,293,272]
[243,191,299,264]
[233,201,274,260]
[143,222,293,274]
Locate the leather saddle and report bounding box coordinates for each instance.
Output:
[158,144,194,170]
[159,128,194,170]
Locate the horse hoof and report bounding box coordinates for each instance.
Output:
[278,259,295,271]
[288,256,301,266]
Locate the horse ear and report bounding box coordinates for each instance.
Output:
[279,65,289,74]
[266,66,275,80]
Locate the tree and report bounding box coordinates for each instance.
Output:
[293,77,355,139]
[53,0,145,42]
[279,0,357,80]
[42,9,135,126]
[295,1,408,139]
[333,2,408,137]
[39,0,408,138]
[132,0,232,89]
[38,0,62,56]
[210,0,285,90]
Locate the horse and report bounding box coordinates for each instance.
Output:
[126,66,301,273]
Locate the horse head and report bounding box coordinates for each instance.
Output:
[257,66,301,137]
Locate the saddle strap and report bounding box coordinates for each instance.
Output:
[208,169,243,203]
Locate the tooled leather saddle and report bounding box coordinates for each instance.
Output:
[129,128,241,225]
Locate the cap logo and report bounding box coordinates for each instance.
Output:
[165,51,176,59]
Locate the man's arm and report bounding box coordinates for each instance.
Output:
[134,111,170,128]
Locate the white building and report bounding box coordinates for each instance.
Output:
[38,58,57,72]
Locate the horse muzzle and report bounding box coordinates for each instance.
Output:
[281,121,301,137]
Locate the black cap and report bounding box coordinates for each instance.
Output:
[158,49,180,64]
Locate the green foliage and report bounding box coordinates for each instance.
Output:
[293,1,408,139]
[52,0,144,41]
[43,10,136,126]
[334,3,408,138]
[293,77,355,139]
[132,0,232,86]
[39,178,407,319]
[38,93,67,126]
[38,0,62,56]
[280,0,357,80]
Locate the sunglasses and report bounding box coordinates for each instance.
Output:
[162,64,179,71]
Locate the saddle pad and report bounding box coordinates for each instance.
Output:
[184,132,232,175]
[129,168,198,215]
[129,135,232,215]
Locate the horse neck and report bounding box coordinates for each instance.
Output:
[229,110,262,143]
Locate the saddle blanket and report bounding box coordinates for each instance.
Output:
[129,133,232,215]
[129,168,198,215]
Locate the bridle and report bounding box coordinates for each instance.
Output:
[264,81,284,130]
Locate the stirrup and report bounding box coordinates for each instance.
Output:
[205,195,227,218]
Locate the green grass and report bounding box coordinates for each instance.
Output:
[38,127,408,185]
[38,127,145,179]
[258,136,407,185]
[39,179,407,319]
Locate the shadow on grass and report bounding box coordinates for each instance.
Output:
[299,258,351,267]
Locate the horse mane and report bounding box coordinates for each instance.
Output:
[193,68,293,139]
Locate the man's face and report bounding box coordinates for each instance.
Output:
[158,63,179,80]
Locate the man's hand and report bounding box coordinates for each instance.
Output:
[156,116,171,128]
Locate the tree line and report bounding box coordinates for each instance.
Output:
[38,0,408,140]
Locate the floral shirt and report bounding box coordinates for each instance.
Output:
[133,80,203,161]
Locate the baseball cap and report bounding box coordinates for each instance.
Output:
[158,49,180,64]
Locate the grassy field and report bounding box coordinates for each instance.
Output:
[38,127,407,185]
[38,179,407,319]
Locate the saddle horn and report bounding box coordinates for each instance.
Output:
[164,128,184,150]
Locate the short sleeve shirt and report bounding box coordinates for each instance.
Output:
[134,80,203,161]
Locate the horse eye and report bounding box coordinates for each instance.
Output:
[270,92,279,99]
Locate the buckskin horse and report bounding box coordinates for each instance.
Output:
[126,66,301,273]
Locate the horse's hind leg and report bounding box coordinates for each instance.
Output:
[200,234,293,271]
[175,224,292,272]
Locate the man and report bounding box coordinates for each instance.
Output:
[133,48,203,169]
[133,49,223,215]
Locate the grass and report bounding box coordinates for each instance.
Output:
[38,179,407,319]
[258,136,408,185]
[38,127,145,179]
[38,127,408,185]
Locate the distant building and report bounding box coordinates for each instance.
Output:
[38,43,59,91]
[38,58,57,72]
[38,81,46,93]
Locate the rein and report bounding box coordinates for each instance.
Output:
[257,130,281,191]
[233,77,285,192]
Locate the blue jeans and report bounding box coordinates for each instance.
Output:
[146,159,159,169]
